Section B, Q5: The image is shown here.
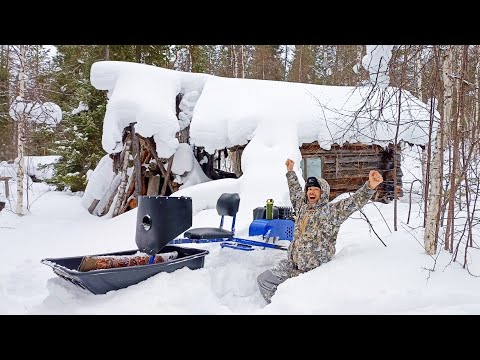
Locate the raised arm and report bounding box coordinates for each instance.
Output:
[331,170,383,224]
[285,159,304,214]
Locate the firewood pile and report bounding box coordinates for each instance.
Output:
[89,124,181,218]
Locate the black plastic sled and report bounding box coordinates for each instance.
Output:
[41,245,208,295]
[41,195,208,295]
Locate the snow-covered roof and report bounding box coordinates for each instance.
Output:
[91,61,438,159]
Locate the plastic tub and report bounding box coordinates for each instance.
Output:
[41,245,208,295]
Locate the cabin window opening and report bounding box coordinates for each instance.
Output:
[300,157,322,179]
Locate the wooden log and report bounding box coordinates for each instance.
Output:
[160,156,174,196]
[119,193,136,215]
[98,179,120,217]
[326,178,369,188]
[120,172,136,211]
[323,167,382,177]
[147,175,160,196]
[78,251,179,272]
[98,189,118,217]
[143,138,174,193]
[130,124,142,198]
[129,197,137,209]
[112,136,132,217]
[88,199,100,214]
[112,152,121,174]
[322,155,383,164]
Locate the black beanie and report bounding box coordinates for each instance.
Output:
[306,176,321,190]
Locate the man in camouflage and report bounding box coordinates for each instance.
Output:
[257,158,384,304]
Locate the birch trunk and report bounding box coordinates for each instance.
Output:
[416,45,423,102]
[445,45,467,252]
[424,46,452,255]
[475,54,479,152]
[356,45,363,84]
[15,45,26,216]
[421,147,427,200]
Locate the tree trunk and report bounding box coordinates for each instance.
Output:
[232,45,238,78]
[475,52,480,152]
[135,45,142,63]
[424,46,451,255]
[356,45,363,84]
[240,45,245,79]
[298,45,303,82]
[445,45,468,252]
[15,45,26,216]
[416,45,423,102]
[421,147,427,200]
[393,47,407,231]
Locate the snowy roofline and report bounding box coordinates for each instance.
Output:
[91,61,438,158]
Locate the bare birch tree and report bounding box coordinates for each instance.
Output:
[15,45,26,216]
[416,45,423,102]
[424,46,452,255]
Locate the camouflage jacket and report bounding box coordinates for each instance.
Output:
[271,171,376,280]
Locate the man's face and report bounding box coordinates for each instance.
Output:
[307,186,321,204]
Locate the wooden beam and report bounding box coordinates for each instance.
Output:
[322,155,383,164]
[160,156,174,196]
[143,138,174,193]
[88,199,100,214]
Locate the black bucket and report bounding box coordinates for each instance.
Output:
[136,196,192,255]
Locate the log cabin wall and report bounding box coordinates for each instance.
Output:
[300,142,402,202]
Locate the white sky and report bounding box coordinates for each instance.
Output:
[1,146,480,314]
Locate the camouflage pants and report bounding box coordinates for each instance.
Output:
[257,269,284,304]
[257,259,302,303]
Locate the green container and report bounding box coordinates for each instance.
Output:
[266,199,274,220]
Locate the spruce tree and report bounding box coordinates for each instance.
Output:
[248,45,284,81]
[50,45,107,192]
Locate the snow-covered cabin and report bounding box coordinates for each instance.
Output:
[83,61,436,217]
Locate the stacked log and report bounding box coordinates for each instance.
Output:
[96,124,176,218]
